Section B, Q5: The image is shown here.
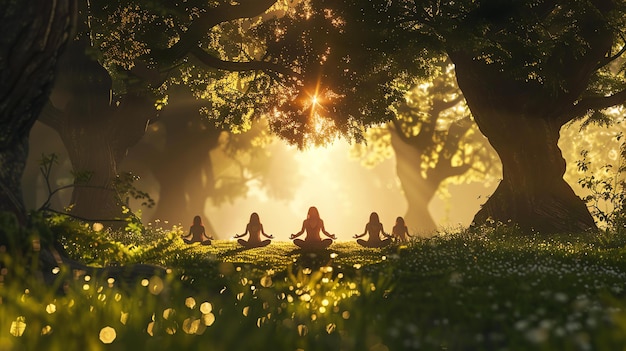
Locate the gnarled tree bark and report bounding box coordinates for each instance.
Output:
[0,0,76,225]
[450,49,603,233]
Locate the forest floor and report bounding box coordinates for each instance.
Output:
[3,227,626,350]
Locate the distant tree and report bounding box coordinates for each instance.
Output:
[21,124,72,212]
[353,58,499,233]
[120,85,293,237]
[122,85,222,233]
[0,0,76,225]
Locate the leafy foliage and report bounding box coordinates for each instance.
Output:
[577,132,626,231]
[86,0,287,134]
[113,172,155,209]
[36,153,155,230]
[258,0,437,147]
[47,214,180,267]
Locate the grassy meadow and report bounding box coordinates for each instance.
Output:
[2,219,626,350]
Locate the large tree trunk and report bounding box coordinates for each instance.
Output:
[63,126,123,221]
[0,139,30,222]
[472,115,595,233]
[0,0,76,224]
[42,40,154,225]
[450,52,598,233]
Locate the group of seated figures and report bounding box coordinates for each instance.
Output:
[181,206,412,250]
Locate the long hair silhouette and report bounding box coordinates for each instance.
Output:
[192,215,203,226]
[369,212,380,224]
[250,212,260,225]
[307,206,320,220]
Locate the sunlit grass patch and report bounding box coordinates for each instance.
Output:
[3,222,626,350]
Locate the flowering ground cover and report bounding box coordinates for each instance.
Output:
[2,224,626,350]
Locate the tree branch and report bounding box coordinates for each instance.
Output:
[42,208,127,222]
[596,33,626,69]
[190,46,299,78]
[444,115,472,149]
[157,0,278,64]
[569,89,626,121]
[423,114,474,182]
[428,155,472,185]
[133,0,282,85]
[436,94,464,111]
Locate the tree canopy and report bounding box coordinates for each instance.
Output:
[257,0,437,146]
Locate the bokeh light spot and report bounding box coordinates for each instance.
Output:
[10,316,26,337]
[200,302,213,314]
[148,276,164,295]
[260,275,273,287]
[41,325,52,335]
[163,308,175,320]
[99,326,116,344]
[185,297,196,309]
[202,313,215,326]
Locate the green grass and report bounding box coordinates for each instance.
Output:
[2,224,626,350]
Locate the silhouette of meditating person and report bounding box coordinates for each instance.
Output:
[290,206,336,250]
[182,215,212,245]
[233,212,274,248]
[391,216,412,243]
[353,212,392,248]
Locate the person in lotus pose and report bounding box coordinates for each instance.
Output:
[234,212,274,248]
[182,215,212,245]
[290,206,336,250]
[391,216,412,243]
[353,212,392,248]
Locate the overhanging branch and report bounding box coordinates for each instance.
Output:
[189,46,300,79]
[569,89,626,121]
[156,0,278,64]
[596,32,626,69]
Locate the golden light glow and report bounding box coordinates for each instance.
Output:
[205,140,408,240]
